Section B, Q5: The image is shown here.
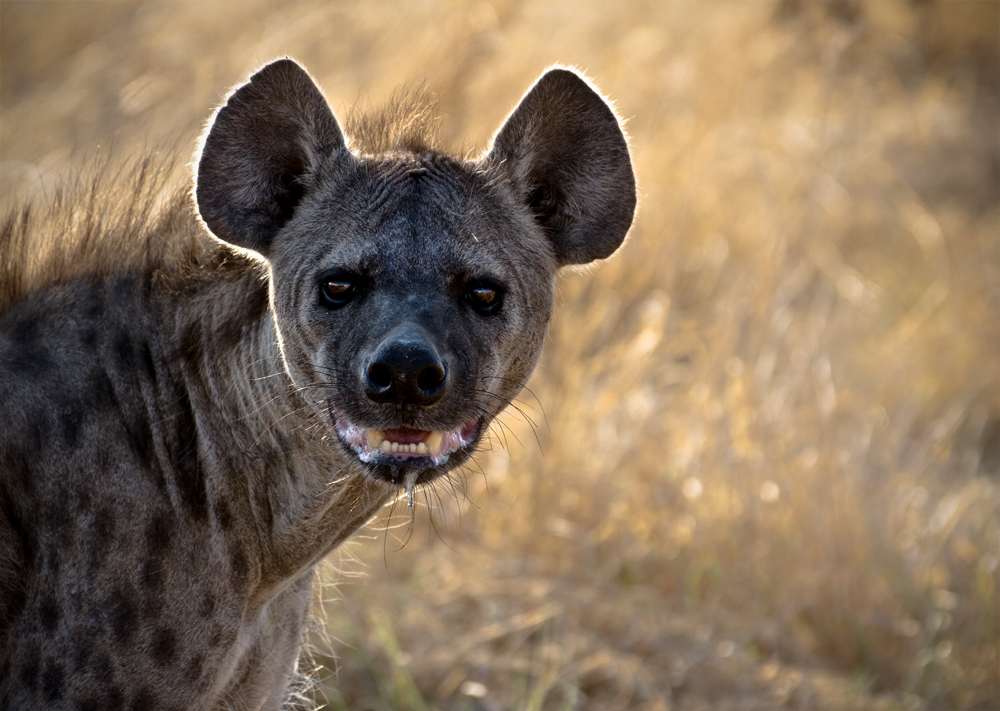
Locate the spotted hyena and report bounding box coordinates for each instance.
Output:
[0,58,635,709]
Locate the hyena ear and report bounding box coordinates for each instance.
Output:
[195,58,347,257]
[484,68,636,267]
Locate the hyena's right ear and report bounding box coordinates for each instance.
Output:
[195,58,348,258]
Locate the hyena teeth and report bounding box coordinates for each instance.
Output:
[361,428,441,457]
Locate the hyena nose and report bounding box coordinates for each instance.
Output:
[363,331,449,406]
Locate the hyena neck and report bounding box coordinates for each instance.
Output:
[168,260,393,596]
[172,264,300,447]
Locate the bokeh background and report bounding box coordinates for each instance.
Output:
[2,1,998,709]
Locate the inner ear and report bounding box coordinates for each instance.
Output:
[195,58,349,258]
[527,183,561,228]
[275,169,307,225]
[484,68,636,268]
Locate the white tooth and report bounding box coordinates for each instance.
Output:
[381,440,392,453]
[411,444,419,453]
[417,442,427,454]
[391,442,399,453]
[367,430,383,449]
[425,431,443,453]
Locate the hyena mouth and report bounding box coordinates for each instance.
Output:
[330,407,481,500]
[336,419,480,466]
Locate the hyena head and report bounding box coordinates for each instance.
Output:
[195,58,635,491]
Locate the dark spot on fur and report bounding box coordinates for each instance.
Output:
[113,330,135,371]
[81,327,98,348]
[1,447,33,494]
[151,627,177,664]
[26,410,51,456]
[6,317,53,377]
[124,414,155,470]
[19,644,40,691]
[61,404,85,448]
[173,388,207,521]
[199,592,216,618]
[140,341,156,382]
[39,593,60,632]
[144,513,173,552]
[41,658,64,702]
[72,634,94,670]
[89,370,117,411]
[231,545,249,583]
[106,686,126,711]
[253,475,275,534]
[185,653,204,684]
[20,519,40,571]
[80,698,104,711]
[129,687,157,711]
[92,506,116,540]
[213,496,233,532]
[77,488,92,513]
[128,686,167,711]
[110,591,138,643]
[215,314,244,353]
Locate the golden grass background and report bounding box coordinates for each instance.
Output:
[2,1,998,709]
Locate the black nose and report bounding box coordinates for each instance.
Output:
[363,328,449,406]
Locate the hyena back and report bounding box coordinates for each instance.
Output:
[0,59,635,709]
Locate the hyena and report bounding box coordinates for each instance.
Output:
[0,58,635,709]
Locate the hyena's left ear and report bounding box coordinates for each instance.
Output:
[195,58,348,258]
[484,68,636,267]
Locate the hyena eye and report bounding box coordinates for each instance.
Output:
[465,280,503,316]
[320,279,358,309]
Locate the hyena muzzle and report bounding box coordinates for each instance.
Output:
[0,58,635,709]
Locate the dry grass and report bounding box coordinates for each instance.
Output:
[2,1,997,709]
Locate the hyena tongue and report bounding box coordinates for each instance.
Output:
[404,469,419,507]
